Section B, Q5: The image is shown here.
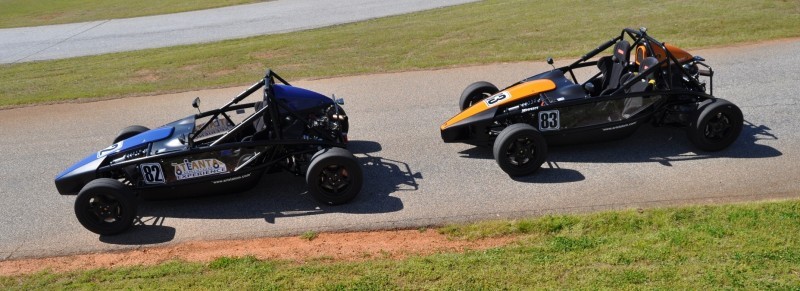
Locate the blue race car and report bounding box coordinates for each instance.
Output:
[55,69,362,235]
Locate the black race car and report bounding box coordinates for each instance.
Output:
[440,28,742,176]
[55,69,362,235]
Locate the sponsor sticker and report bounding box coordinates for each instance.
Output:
[212,173,252,184]
[602,121,637,131]
[484,91,511,107]
[522,106,540,113]
[172,158,228,180]
[196,118,234,138]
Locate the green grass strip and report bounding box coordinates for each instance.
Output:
[3,200,799,289]
[1,0,798,107]
[0,0,261,29]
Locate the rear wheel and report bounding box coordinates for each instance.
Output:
[459,81,499,110]
[686,98,743,151]
[306,148,363,205]
[113,125,150,143]
[493,124,548,176]
[74,178,137,235]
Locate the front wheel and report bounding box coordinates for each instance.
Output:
[459,81,499,110]
[74,178,137,235]
[493,124,548,177]
[306,148,363,205]
[113,125,150,143]
[686,98,743,151]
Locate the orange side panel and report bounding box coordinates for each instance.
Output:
[636,44,693,65]
[440,79,556,130]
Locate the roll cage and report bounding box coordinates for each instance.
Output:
[189,69,344,148]
[515,27,714,99]
[95,69,345,179]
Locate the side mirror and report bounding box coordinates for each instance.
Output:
[192,97,201,113]
[583,82,596,94]
[546,57,554,65]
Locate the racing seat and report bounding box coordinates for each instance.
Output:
[621,57,659,118]
[599,40,631,95]
[623,57,659,93]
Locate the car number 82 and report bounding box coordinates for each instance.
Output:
[140,163,166,184]
[538,110,559,131]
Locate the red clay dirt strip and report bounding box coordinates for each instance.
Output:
[0,229,513,276]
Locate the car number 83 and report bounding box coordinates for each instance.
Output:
[538,110,559,131]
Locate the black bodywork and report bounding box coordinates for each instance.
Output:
[442,28,719,146]
[441,28,742,177]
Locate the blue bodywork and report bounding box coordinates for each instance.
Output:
[273,84,332,112]
[54,127,174,195]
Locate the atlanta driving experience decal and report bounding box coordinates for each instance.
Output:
[172,158,228,180]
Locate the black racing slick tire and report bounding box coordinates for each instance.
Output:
[74,178,137,235]
[493,124,548,177]
[459,81,499,110]
[306,147,363,205]
[113,125,150,143]
[686,98,743,152]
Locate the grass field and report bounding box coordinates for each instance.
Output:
[0,0,261,29]
[1,0,798,108]
[2,200,798,289]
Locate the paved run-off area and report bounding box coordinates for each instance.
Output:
[0,39,798,260]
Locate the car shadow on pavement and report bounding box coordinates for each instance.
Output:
[458,120,781,181]
[511,161,586,183]
[100,217,176,245]
[551,120,781,165]
[101,140,421,245]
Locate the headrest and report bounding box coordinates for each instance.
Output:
[639,57,659,72]
[613,40,630,63]
[639,57,659,78]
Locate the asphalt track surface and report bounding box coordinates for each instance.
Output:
[0,0,477,64]
[1,39,798,260]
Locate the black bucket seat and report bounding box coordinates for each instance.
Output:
[599,40,631,95]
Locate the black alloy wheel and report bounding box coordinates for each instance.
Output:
[74,178,137,235]
[306,147,363,205]
[704,112,732,140]
[687,98,743,151]
[493,123,548,176]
